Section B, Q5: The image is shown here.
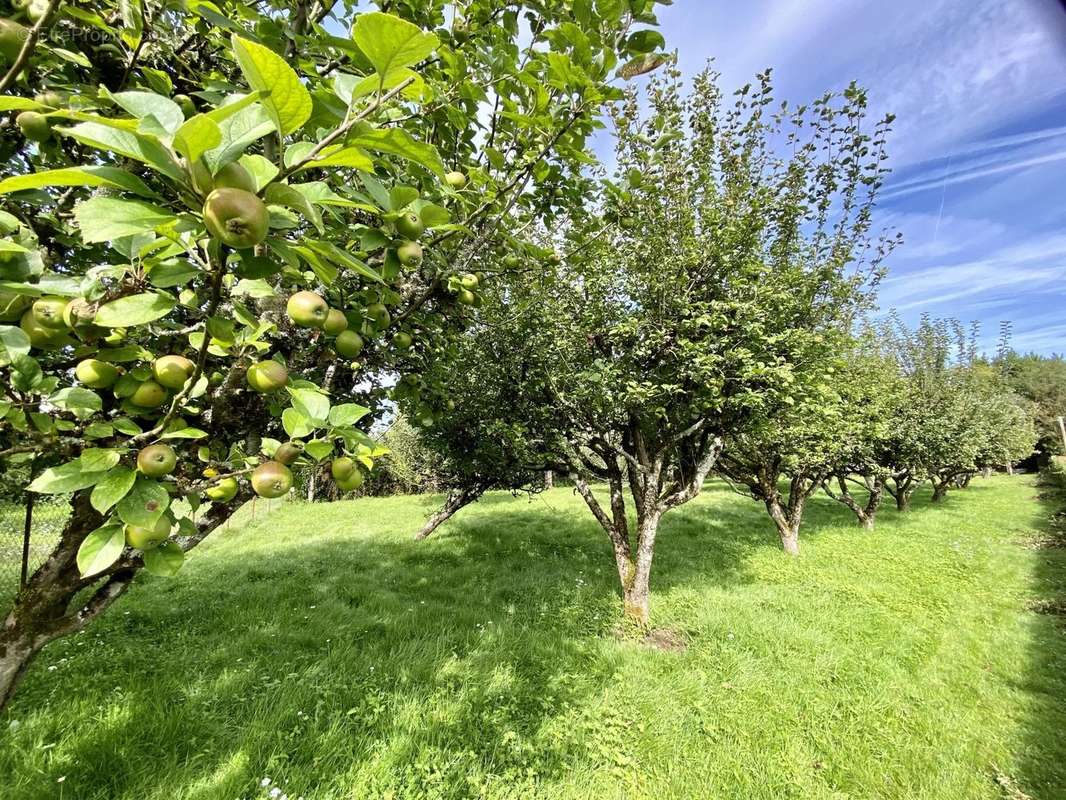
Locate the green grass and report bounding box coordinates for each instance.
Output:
[1,476,1064,800]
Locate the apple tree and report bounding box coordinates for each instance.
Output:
[466,67,897,625]
[0,0,669,709]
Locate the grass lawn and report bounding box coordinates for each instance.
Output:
[1,476,1064,800]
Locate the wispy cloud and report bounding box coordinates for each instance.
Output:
[878,233,1066,312]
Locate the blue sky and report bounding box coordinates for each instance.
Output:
[645,0,1066,354]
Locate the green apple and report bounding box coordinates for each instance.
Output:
[286,290,329,328]
[129,379,168,408]
[125,516,171,550]
[153,354,196,390]
[456,288,476,306]
[502,254,520,268]
[397,240,423,267]
[445,171,468,189]
[246,360,288,392]
[251,460,292,498]
[459,272,479,289]
[31,295,69,330]
[16,111,51,143]
[0,19,28,64]
[366,302,391,331]
[213,161,257,193]
[394,211,424,240]
[62,298,97,331]
[333,330,364,358]
[74,358,120,389]
[331,456,356,481]
[20,309,68,349]
[323,308,348,336]
[205,476,238,502]
[137,443,177,477]
[273,441,304,465]
[203,187,269,249]
[335,469,364,492]
[392,331,413,350]
[174,93,196,118]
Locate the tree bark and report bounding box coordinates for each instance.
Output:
[931,479,950,503]
[825,474,883,530]
[764,496,801,555]
[543,470,553,489]
[414,486,482,540]
[896,492,910,512]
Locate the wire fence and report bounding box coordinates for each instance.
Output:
[0,496,69,613]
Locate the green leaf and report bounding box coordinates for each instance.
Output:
[116,477,170,528]
[80,448,122,472]
[50,388,104,420]
[304,439,333,461]
[328,403,370,428]
[203,104,276,170]
[143,540,184,576]
[264,183,323,233]
[173,114,222,163]
[90,466,138,513]
[352,13,438,80]
[419,203,451,228]
[305,241,384,284]
[95,292,176,327]
[104,90,185,135]
[0,325,31,361]
[77,524,126,577]
[160,427,208,440]
[74,197,177,244]
[282,407,315,438]
[28,459,109,493]
[55,121,183,179]
[0,96,46,111]
[231,35,312,136]
[0,167,158,198]
[289,387,330,423]
[351,126,445,177]
[291,144,375,173]
[626,30,666,54]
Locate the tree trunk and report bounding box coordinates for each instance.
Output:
[765,498,801,555]
[414,486,481,541]
[981,467,993,479]
[931,480,949,503]
[827,475,883,530]
[543,470,553,490]
[622,511,661,627]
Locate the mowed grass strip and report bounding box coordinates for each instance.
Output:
[1,476,1063,800]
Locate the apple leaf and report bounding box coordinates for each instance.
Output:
[328,403,370,428]
[0,166,158,198]
[90,466,138,513]
[95,292,176,327]
[28,459,109,494]
[54,121,183,179]
[304,439,334,461]
[143,541,184,576]
[231,35,312,136]
[77,524,126,578]
[116,477,170,528]
[74,197,176,244]
[352,13,438,81]
[350,126,445,178]
[103,90,185,135]
[173,114,222,163]
[282,407,315,438]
